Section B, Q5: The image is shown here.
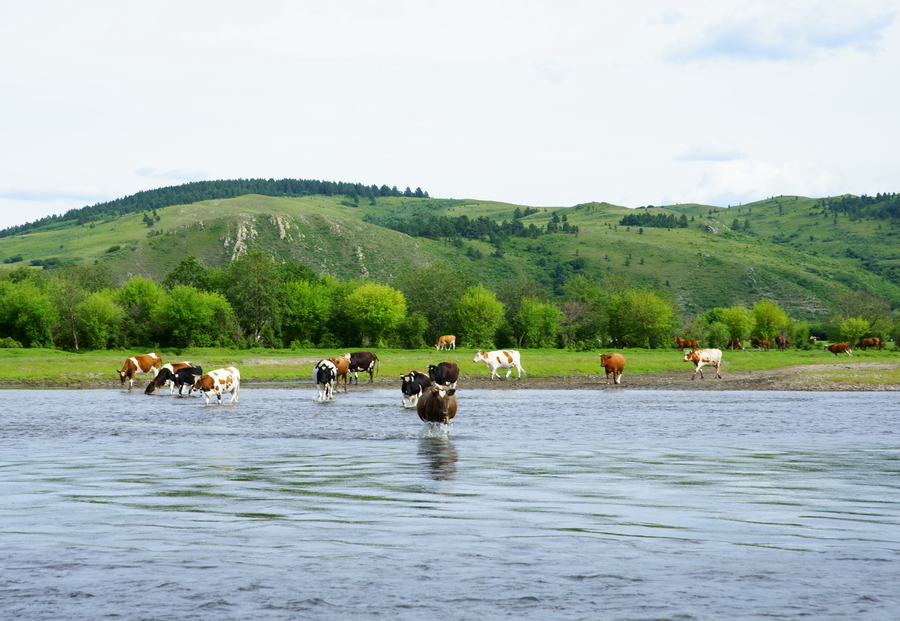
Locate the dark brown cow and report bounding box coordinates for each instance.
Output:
[348,351,379,384]
[599,353,625,385]
[854,337,882,350]
[428,362,460,389]
[144,362,192,394]
[775,335,790,351]
[674,336,699,350]
[749,338,771,351]
[824,342,852,357]
[117,353,162,389]
[416,384,457,425]
[328,355,351,393]
[726,338,744,350]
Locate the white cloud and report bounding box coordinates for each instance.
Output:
[675,143,746,162]
[135,167,208,182]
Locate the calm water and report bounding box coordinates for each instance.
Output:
[1,387,899,620]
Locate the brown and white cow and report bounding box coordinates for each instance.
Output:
[144,362,192,395]
[435,335,457,350]
[599,353,625,385]
[117,353,162,389]
[824,342,852,357]
[473,350,525,380]
[854,337,882,350]
[416,383,457,425]
[328,355,351,393]
[684,348,722,379]
[194,367,240,405]
[674,336,699,350]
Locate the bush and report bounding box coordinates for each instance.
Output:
[0,336,23,348]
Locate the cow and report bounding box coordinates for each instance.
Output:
[726,338,744,350]
[313,359,337,402]
[117,353,162,389]
[144,362,192,395]
[194,367,240,405]
[435,335,456,350]
[348,351,379,384]
[824,342,852,357]
[328,355,351,393]
[775,335,790,351]
[172,366,203,395]
[674,336,699,350]
[416,383,458,425]
[684,348,723,380]
[473,350,525,380]
[400,370,432,408]
[428,362,460,389]
[599,353,625,385]
[748,338,770,351]
[854,337,882,350]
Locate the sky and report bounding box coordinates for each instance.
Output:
[1,0,898,230]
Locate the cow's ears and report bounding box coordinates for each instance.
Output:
[447,389,456,396]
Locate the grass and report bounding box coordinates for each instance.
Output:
[2,346,898,388]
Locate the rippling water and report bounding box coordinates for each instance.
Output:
[2,388,899,620]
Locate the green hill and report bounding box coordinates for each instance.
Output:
[2,188,899,322]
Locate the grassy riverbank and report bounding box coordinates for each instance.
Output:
[2,345,899,390]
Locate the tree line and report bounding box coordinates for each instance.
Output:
[1,253,896,352]
[0,178,429,238]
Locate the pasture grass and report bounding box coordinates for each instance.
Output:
[2,346,899,387]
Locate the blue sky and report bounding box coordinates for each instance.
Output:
[1,0,897,230]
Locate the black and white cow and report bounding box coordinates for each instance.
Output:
[313,359,337,402]
[427,362,459,389]
[399,370,432,408]
[173,366,203,395]
[348,351,379,384]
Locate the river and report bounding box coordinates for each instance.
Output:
[1,388,898,620]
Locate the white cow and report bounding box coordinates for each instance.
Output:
[194,367,241,405]
[313,359,337,402]
[473,349,526,380]
[683,348,722,380]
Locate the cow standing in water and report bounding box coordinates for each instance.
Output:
[144,362,192,394]
[117,353,162,389]
[416,384,457,425]
[348,351,379,384]
[313,359,337,402]
[684,348,723,380]
[400,371,432,408]
[194,367,240,405]
[328,355,351,393]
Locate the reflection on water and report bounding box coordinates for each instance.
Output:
[1,388,899,621]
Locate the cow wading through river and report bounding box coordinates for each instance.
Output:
[416,383,457,425]
[117,353,162,389]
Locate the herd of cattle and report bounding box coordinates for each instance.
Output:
[116,332,886,417]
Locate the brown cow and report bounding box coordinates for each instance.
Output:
[329,355,351,393]
[775,335,790,351]
[684,348,723,379]
[748,338,771,351]
[824,342,852,357]
[435,335,457,350]
[854,337,882,350]
[117,353,162,389]
[599,353,626,385]
[674,336,699,350]
[726,338,744,350]
[416,383,457,425]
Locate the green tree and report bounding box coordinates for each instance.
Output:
[75,290,125,350]
[558,274,607,346]
[706,321,730,349]
[513,297,562,347]
[720,306,755,340]
[115,277,166,346]
[282,280,333,346]
[397,264,477,345]
[163,255,213,291]
[752,299,789,341]
[0,280,58,347]
[153,286,238,347]
[607,288,675,348]
[838,317,869,345]
[456,286,505,348]
[345,282,407,347]
[226,250,285,345]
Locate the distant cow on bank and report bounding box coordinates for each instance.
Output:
[473,350,525,380]
[748,338,771,351]
[775,335,790,351]
[435,335,456,350]
[144,362,193,394]
[726,338,744,350]
[313,359,337,402]
[328,355,351,393]
[416,384,458,425]
[825,342,852,357]
[117,353,162,389]
[348,351,379,384]
[194,367,240,405]
[674,336,699,350]
[428,362,460,389]
[400,370,432,408]
[684,348,723,380]
[854,337,882,350]
[599,353,625,385]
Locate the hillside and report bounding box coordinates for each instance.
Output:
[2,189,899,321]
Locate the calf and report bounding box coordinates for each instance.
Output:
[599,353,625,385]
[684,348,723,380]
[329,355,351,393]
[313,359,337,402]
[144,362,192,395]
[348,351,379,384]
[435,335,456,350]
[117,353,162,389]
[428,362,460,389]
[824,342,852,357]
[194,367,240,405]
[472,350,525,380]
[416,383,457,425]
[400,370,432,408]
